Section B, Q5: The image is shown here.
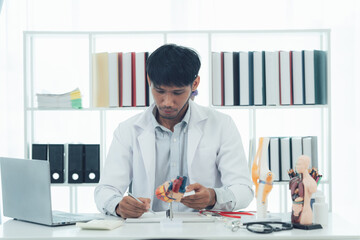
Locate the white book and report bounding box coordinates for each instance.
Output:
[280,137,291,181]
[269,138,280,181]
[292,51,304,105]
[92,52,109,107]
[279,51,292,105]
[265,51,280,106]
[303,50,315,104]
[224,52,234,106]
[212,52,222,106]
[302,136,318,169]
[108,53,119,107]
[291,137,303,170]
[253,51,264,105]
[135,52,146,106]
[239,52,249,106]
[122,52,132,107]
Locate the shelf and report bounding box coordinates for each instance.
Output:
[51,183,98,187]
[25,107,148,111]
[211,105,328,110]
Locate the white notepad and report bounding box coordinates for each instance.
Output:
[76,220,124,230]
[126,211,215,223]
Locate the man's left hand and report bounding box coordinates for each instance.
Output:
[180,183,216,210]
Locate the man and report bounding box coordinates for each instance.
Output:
[94,44,253,218]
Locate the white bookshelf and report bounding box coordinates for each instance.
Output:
[23,30,331,214]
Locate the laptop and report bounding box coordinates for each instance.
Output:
[0,157,99,226]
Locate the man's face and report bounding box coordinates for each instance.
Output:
[151,84,192,120]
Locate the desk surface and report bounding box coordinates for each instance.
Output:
[0,213,359,240]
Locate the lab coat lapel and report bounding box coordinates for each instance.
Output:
[187,101,207,181]
[135,106,156,201]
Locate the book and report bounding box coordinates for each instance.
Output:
[122,52,132,107]
[224,52,234,106]
[291,51,305,105]
[280,137,291,181]
[248,52,254,106]
[212,52,222,106]
[108,52,119,107]
[303,50,327,105]
[118,52,123,107]
[135,52,147,107]
[314,50,327,104]
[264,51,280,106]
[92,52,109,107]
[302,136,318,169]
[253,51,265,105]
[233,52,240,106]
[268,137,280,181]
[36,88,82,109]
[291,137,303,169]
[279,51,292,105]
[239,51,250,106]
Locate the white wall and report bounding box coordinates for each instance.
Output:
[1,0,359,221]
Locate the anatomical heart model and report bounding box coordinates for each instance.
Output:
[155,176,187,202]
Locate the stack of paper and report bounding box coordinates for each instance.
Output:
[36,88,82,109]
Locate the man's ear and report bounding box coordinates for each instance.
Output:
[192,76,200,91]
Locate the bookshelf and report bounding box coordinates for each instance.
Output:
[23,30,331,214]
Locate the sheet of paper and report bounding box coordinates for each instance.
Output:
[126,211,215,223]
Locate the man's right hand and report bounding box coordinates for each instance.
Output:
[116,196,151,218]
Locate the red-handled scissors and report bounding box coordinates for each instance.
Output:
[199,210,254,218]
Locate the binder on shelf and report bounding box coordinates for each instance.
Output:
[122,52,132,107]
[304,50,327,105]
[280,137,291,181]
[224,52,234,106]
[32,144,47,161]
[108,52,119,107]
[279,51,292,105]
[291,51,305,105]
[84,144,100,183]
[92,52,109,107]
[291,137,303,169]
[68,144,84,183]
[253,51,265,105]
[48,144,64,183]
[268,138,281,181]
[264,51,280,106]
[144,52,150,106]
[302,136,318,169]
[212,52,222,106]
[239,51,250,106]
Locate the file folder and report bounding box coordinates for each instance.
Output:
[68,144,84,183]
[48,144,64,183]
[84,144,100,183]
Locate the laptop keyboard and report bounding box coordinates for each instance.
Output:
[53,212,92,223]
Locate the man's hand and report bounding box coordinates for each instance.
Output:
[116,196,151,218]
[180,183,216,210]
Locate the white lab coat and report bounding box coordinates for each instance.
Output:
[94,101,253,215]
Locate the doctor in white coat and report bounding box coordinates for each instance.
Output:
[94,44,253,218]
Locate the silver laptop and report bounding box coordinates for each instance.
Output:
[0,157,99,226]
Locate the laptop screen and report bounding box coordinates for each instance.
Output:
[0,157,54,225]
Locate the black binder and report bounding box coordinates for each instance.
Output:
[68,144,84,183]
[48,144,64,183]
[84,144,100,183]
[32,144,48,160]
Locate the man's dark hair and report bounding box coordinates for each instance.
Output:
[146,44,201,87]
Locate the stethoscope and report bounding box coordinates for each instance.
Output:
[229,220,293,234]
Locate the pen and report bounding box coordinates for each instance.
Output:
[128,192,156,214]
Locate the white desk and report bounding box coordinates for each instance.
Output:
[0,213,359,240]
